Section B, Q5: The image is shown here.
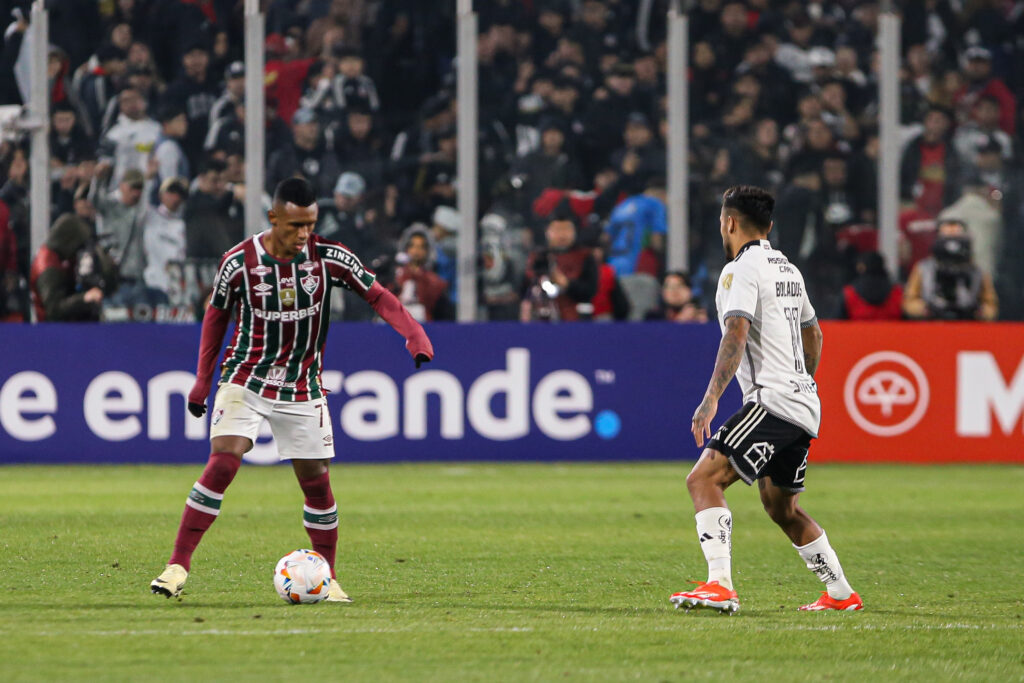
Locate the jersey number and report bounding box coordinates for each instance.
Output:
[784,307,805,374]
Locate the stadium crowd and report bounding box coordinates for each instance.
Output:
[0,0,1021,322]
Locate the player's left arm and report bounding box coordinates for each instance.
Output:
[320,237,435,368]
[364,281,434,367]
[692,315,750,447]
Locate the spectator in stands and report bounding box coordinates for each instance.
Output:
[318,171,375,255]
[302,46,380,124]
[185,158,243,260]
[332,105,387,187]
[610,112,665,194]
[953,47,1016,135]
[603,177,667,277]
[412,126,457,216]
[392,224,453,323]
[479,212,522,321]
[162,41,219,169]
[429,205,460,297]
[903,219,998,321]
[836,252,903,320]
[95,168,148,305]
[952,96,1014,169]
[100,87,160,189]
[77,44,127,137]
[266,107,339,198]
[938,175,1003,279]
[50,103,94,168]
[150,104,190,205]
[208,61,245,132]
[589,244,631,322]
[509,118,583,214]
[646,271,708,323]
[900,106,960,218]
[521,212,598,323]
[30,214,116,322]
[142,177,189,303]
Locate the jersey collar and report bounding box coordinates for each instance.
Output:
[733,239,771,261]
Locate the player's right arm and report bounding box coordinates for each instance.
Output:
[801,321,823,378]
[692,263,757,446]
[187,250,242,417]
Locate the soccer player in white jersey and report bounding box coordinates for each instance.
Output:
[670,185,862,614]
[150,178,434,602]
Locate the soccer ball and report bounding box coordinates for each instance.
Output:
[273,549,332,604]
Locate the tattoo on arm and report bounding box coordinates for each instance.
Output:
[801,323,823,377]
[705,316,749,402]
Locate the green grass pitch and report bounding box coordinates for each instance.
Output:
[0,463,1021,682]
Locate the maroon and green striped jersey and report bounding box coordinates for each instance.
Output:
[210,232,376,401]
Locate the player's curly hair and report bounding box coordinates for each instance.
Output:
[722,185,774,231]
[273,177,317,207]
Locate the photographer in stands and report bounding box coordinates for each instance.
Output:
[902,219,998,321]
[521,211,598,322]
[30,214,117,321]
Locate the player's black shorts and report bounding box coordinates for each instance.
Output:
[706,402,813,492]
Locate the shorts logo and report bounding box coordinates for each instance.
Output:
[280,288,296,307]
[323,434,333,446]
[742,441,774,472]
[253,282,273,297]
[212,408,224,426]
[301,274,319,294]
[250,265,273,277]
[722,273,733,290]
[844,351,930,437]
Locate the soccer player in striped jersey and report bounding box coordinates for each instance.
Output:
[151,178,433,602]
[670,186,862,614]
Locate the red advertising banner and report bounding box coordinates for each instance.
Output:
[814,322,1024,463]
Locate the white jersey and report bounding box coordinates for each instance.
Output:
[715,239,821,436]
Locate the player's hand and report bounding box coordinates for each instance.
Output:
[691,396,718,448]
[414,353,431,369]
[187,379,210,418]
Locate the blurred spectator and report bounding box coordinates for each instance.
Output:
[953,47,1016,135]
[150,104,190,205]
[903,220,998,321]
[76,44,128,137]
[836,252,902,320]
[301,46,379,124]
[610,112,665,193]
[645,271,708,323]
[208,61,246,132]
[952,95,1014,169]
[521,213,598,323]
[603,177,666,277]
[412,125,457,216]
[318,172,376,255]
[162,42,219,169]
[478,212,521,321]
[937,177,1003,279]
[142,177,189,302]
[49,103,94,168]
[100,87,160,189]
[509,118,583,214]
[95,168,148,304]
[0,193,23,321]
[900,106,960,218]
[30,214,116,322]
[392,224,453,323]
[266,107,340,198]
[185,158,243,260]
[430,205,460,297]
[332,106,387,187]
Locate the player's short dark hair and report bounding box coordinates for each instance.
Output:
[722,185,774,231]
[273,177,317,207]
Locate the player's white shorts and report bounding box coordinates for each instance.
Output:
[209,383,334,461]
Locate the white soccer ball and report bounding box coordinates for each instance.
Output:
[273,549,332,604]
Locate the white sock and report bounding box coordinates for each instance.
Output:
[695,507,733,590]
[794,531,854,600]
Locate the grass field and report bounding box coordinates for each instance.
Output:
[0,463,1022,682]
